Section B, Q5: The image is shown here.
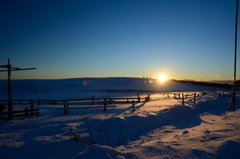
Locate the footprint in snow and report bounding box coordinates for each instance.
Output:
[163,130,174,133]
[182,130,189,134]
[204,130,210,134]
[209,136,221,140]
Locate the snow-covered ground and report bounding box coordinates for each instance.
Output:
[0,78,239,159]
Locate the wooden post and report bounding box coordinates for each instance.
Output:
[109,97,112,104]
[1,59,36,117]
[8,99,12,119]
[138,96,140,103]
[25,108,28,117]
[182,94,184,105]
[63,100,66,114]
[92,95,94,105]
[67,100,69,114]
[194,93,196,104]
[38,99,40,105]
[104,98,107,111]
[0,105,3,117]
[132,100,135,110]
[0,105,2,116]
[7,59,13,113]
[127,99,129,103]
[30,99,34,115]
[18,99,21,106]
[147,94,150,101]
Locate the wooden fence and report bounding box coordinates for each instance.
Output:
[0,91,213,118]
[0,99,40,120]
[36,94,150,114]
[28,94,150,114]
[174,93,197,105]
[173,92,208,105]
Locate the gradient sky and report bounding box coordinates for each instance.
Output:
[0,0,239,80]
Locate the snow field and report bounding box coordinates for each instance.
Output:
[0,90,239,158]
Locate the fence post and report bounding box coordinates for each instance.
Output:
[8,99,12,120]
[182,94,184,105]
[138,96,140,103]
[194,93,196,104]
[92,95,94,105]
[127,99,129,103]
[38,99,40,105]
[30,99,34,116]
[109,97,112,104]
[25,108,28,117]
[104,98,107,111]
[132,100,135,110]
[19,99,21,106]
[67,100,69,114]
[63,100,66,114]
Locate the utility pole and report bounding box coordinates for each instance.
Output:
[228,0,238,111]
[0,59,36,114]
[7,59,12,112]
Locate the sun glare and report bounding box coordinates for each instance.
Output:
[158,74,167,82]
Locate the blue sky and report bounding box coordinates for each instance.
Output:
[0,0,239,80]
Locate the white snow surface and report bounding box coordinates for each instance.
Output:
[0,78,240,159]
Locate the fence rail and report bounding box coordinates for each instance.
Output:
[0,91,216,118]
[0,109,40,120]
[0,99,40,120]
[0,94,151,116]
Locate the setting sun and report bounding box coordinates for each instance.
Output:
[158,74,167,82]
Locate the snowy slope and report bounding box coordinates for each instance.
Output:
[0,79,239,159]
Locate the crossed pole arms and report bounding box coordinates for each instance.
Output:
[0,59,36,113]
